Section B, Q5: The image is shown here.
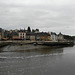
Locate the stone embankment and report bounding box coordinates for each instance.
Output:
[39,41,74,47]
[0,42,11,48]
[0,40,37,48]
[0,40,74,48]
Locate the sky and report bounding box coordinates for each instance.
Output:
[0,0,75,36]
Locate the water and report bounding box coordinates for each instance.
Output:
[0,45,75,75]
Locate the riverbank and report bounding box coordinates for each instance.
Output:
[0,40,74,48]
[41,41,74,47]
[0,42,11,48]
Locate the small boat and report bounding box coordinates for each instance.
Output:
[33,43,37,46]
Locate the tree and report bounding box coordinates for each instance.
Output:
[32,29,35,33]
[63,35,74,41]
[27,26,31,33]
[36,29,39,32]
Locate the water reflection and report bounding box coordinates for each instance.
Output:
[0,45,64,62]
[0,45,63,54]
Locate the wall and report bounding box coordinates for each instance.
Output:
[19,32,26,39]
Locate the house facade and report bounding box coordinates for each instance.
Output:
[19,30,26,40]
[50,32,58,42]
[1,33,4,39]
[12,32,19,40]
[36,32,51,41]
[0,33,1,40]
[58,32,64,41]
[26,33,35,41]
[30,35,35,41]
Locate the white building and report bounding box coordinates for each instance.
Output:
[50,32,58,42]
[19,30,26,40]
[58,32,64,41]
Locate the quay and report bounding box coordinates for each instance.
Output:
[0,40,35,48]
[0,42,11,48]
[0,40,74,48]
[38,41,74,47]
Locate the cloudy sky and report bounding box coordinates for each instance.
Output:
[0,0,75,35]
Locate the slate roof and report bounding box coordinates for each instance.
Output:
[26,32,50,36]
[18,29,26,32]
[12,32,18,36]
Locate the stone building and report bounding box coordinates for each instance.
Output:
[19,29,26,40]
[0,33,1,40]
[50,32,58,42]
[58,32,64,41]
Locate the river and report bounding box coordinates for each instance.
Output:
[0,45,75,75]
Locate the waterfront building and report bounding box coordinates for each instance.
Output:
[0,28,3,33]
[50,32,58,42]
[26,33,35,41]
[9,30,13,33]
[0,28,5,40]
[14,29,18,32]
[35,33,41,41]
[30,34,35,41]
[0,28,4,33]
[12,32,19,40]
[1,32,4,39]
[4,31,10,39]
[58,32,64,41]
[26,33,30,40]
[0,33,1,40]
[26,32,51,41]
[19,29,26,40]
[47,36,51,41]
[36,32,51,41]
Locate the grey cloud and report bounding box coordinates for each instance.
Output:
[0,0,75,35]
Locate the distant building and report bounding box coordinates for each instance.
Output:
[36,32,51,41]
[0,28,4,33]
[4,31,10,38]
[58,32,64,41]
[19,29,26,40]
[0,28,2,33]
[34,29,39,33]
[9,30,13,33]
[50,32,58,42]
[1,32,4,39]
[12,32,19,40]
[30,33,35,41]
[26,33,35,41]
[14,29,18,32]
[26,33,30,40]
[0,33,1,40]
[35,33,41,41]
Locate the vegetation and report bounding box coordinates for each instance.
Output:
[63,35,74,41]
[27,26,31,33]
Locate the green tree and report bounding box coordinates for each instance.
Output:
[27,26,31,33]
[32,29,35,33]
[36,29,39,32]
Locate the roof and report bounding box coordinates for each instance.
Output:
[50,32,57,35]
[36,32,50,36]
[12,32,18,36]
[26,32,50,36]
[19,29,26,32]
[26,32,36,36]
[58,32,63,36]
